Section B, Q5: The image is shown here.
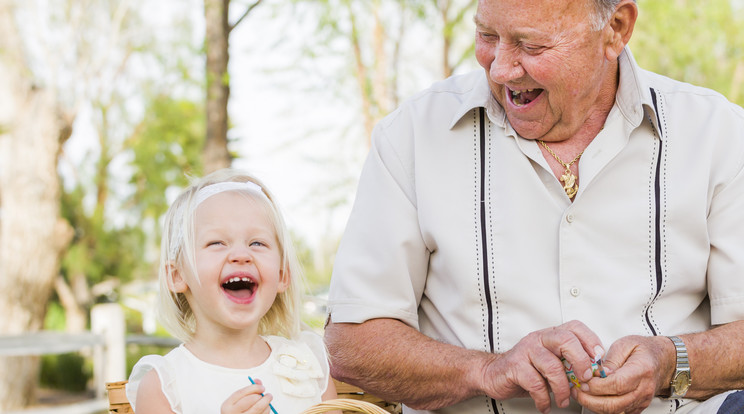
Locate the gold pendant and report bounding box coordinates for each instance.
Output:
[560,168,579,199]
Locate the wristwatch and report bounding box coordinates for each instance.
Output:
[667,336,691,398]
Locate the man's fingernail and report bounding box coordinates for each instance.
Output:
[594,345,604,358]
[583,368,593,381]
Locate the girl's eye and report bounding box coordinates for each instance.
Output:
[250,241,266,247]
[207,241,224,247]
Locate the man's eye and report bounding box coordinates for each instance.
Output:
[479,32,499,42]
[522,44,544,54]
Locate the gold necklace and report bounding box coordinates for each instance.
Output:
[538,140,584,199]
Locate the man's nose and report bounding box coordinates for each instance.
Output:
[489,45,524,84]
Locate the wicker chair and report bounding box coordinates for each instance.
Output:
[106,379,402,414]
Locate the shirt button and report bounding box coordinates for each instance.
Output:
[566,214,574,223]
[570,287,580,297]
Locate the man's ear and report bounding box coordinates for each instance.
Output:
[166,261,189,293]
[604,0,638,61]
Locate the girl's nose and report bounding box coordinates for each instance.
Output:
[229,245,253,263]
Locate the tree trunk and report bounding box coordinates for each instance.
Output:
[0,4,73,411]
[203,0,232,173]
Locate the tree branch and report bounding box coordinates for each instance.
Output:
[229,0,262,34]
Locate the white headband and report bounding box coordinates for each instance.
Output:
[168,181,269,258]
[194,181,268,207]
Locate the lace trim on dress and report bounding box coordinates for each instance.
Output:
[270,337,324,398]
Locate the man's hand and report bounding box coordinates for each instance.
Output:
[574,335,674,414]
[481,320,605,413]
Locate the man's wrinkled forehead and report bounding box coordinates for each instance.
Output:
[475,0,594,16]
[474,0,592,37]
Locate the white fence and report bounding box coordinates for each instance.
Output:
[0,303,174,414]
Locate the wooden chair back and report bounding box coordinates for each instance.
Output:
[106,381,133,414]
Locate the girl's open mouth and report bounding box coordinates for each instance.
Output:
[222,276,257,301]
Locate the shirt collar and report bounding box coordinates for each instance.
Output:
[615,46,657,129]
[447,46,657,132]
[447,71,504,129]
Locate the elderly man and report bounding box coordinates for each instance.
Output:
[325,0,744,413]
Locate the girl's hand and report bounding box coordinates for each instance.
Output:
[221,380,274,414]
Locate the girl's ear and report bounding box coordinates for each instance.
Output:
[166,261,189,293]
[277,266,291,293]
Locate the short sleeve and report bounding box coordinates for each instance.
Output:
[708,158,744,325]
[327,118,429,329]
[126,354,182,414]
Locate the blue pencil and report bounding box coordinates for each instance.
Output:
[248,376,278,414]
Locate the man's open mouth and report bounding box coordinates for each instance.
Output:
[509,88,543,107]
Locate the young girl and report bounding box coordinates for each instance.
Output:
[126,169,339,414]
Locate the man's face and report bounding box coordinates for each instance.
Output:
[474,0,617,142]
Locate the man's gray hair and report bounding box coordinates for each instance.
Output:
[591,0,637,30]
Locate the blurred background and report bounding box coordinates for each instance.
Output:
[0,0,742,412]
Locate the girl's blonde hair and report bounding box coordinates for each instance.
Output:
[157,168,303,342]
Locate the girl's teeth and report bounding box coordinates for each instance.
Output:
[227,277,250,283]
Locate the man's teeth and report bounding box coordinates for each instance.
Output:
[511,88,536,95]
[511,88,536,107]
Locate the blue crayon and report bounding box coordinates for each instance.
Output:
[248,376,278,414]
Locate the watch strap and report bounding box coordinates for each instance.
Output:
[668,335,691,398]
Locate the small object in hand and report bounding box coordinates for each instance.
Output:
[561,358,582,388]
[248,376,279,414]
[591,354,607,378]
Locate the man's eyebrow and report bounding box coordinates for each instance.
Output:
[473,15,487,29]
[473,16,549,42]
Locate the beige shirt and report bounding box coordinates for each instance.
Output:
[328,48,744,413]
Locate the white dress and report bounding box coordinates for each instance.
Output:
[126,331,329,414]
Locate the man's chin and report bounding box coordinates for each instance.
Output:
[506,116,549,140]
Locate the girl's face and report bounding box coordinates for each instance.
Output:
[173,190,288,338]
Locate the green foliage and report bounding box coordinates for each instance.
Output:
[127,95,205,224]
[40,306,90,391]
[61,188,148,294]
[40,353,91,392]
[43,302,67,331]
[57,94,204,324]
[630,0,744,107]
